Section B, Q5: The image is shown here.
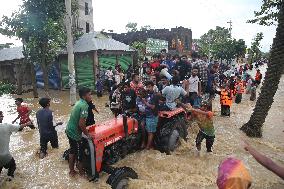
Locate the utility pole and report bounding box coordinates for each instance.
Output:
[227,20,232,38]
[65,0,77,105]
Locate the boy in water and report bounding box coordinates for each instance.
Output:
[0,111,30,180]
[217,84,232,116]
[191,102,215,153]
[142,81,159,149]
[12,98,35,131]
[36,98,63,159]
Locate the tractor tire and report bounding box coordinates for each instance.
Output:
[174,118,188,141]
[106,167,138,189]
[164,119,188,154]
[167,129,180,152]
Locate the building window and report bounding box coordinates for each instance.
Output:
[86,22,90,33]
[85,2,89,15]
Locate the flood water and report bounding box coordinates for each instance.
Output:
[0,66,283,189]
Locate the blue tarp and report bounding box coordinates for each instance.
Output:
[36,62,61,89]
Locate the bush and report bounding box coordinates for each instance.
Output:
[0,82,15,95]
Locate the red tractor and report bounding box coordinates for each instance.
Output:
[64,107,191,189]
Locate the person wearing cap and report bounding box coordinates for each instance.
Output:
[12,98,35,131]
[0,111,30,180]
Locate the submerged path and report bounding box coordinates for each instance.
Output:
[0,73,283,189]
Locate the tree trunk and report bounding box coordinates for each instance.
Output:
[30,63,39,98]
[17,62,27,95]
[41,43,49,92]
[240,4,284,137]
[65,0,77,105]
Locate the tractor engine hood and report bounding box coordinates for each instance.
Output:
[87,117,139,146]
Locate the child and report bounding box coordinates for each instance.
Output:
[96,74,103,97]
[36,98,62,159]
[235,76,244,104]
[110,84,123,117]
[12,98,35,131]
[250,81,257,101]
[217,85,232,116]
[191,102,215,153]
[142,81,159,149]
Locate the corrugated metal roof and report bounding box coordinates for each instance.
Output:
[74,31,134,52]
[0,46,24,62]
[0,32,134,62]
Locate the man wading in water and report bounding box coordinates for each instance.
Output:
[65,87,92,177]
[0,111,30,180]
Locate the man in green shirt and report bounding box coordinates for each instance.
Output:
[66,87,92,177]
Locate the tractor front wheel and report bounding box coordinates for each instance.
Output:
[106,167,138,189]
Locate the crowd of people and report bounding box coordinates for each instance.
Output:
[1,51,283,188]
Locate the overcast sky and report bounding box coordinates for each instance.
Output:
[0,0,277,52]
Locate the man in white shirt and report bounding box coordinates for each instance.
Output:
[183,67,201,106]
[0,111,29,180]
[162,76,187,110]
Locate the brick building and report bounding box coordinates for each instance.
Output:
[107,26,192,55]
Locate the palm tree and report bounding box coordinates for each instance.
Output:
[241,1,284,137]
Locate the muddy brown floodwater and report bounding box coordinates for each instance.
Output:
[0,66,283,189]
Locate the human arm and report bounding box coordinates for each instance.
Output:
[243,140,284,180]
[198,80,201,96]
[79,118,91,138]
[93,107,99,114]
[142,98,155,110]
[9,122,31,132]
[12,115,20,124]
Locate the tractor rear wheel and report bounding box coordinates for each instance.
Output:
[106,167,138,189]
[165,118,188,154]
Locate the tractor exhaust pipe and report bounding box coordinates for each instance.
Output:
[123,115,128,137]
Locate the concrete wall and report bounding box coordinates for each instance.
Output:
[77,0,94,33]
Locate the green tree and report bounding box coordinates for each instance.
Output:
[126,22,138,32]
[0,43,13,50]
[199,26,231,58]
[131,41,146,60]
[0,0,69,94]
[241,0,284,137]
[199,26,246,64]
[249,32,264,63]
[140,25,151,31]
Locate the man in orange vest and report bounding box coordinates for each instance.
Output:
[255,69,262,87]
[217,85,232,116]
[235,76,244,104]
